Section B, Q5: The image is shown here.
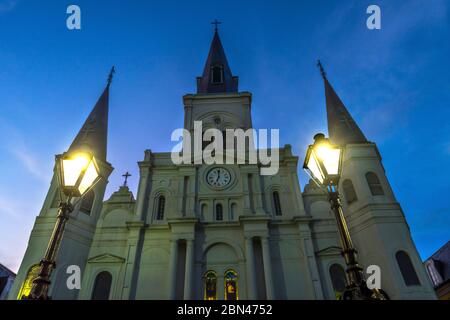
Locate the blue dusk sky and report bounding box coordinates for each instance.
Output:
[0,0,449,272]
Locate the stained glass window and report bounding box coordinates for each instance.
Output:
[224,270,238,300]
[204,271,217,300]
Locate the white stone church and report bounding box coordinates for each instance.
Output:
[9,29,436,300]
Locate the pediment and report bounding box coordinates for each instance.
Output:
[87,253,126,264]
[315,246,342,257]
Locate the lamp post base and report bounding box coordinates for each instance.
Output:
[21,259,55,300]
[22,202,72,300]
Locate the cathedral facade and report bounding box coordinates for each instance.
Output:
[9,30,436,300]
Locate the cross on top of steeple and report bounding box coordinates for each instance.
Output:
[211,19,222,32]
[122,171,131,187]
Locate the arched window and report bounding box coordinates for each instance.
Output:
[201,204,208,220]
[230,203,237,220]
[329,264,347,300]
[204,271,217,300]
[365,172,384,196]
[342,179,357,204]
[202,131,215,151]
[222,130,227,150]
[215,203,223,221]
[224,270,238,300]
[80,190,95,215]
[91,271,112,300]
[273,191,282,216]
[17,264,40,299]
[211,65,224,84]
[396,251,420,286]
[156,195,165,220]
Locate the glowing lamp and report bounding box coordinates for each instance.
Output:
[57,151,101,198]
[303,133,342,186]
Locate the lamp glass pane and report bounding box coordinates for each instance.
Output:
[307,153,324,184]
[62,156,89,187]
[315,145,341,175]
[78,160,99,196]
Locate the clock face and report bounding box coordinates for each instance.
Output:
[206,167,232,188]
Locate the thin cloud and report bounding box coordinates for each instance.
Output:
[0,0,17,13]
[0,120,51,182]
[445,142,450,155]
[0,194,22,220]
[10,143,48,181]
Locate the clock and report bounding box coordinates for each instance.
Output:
[206,167,232,188]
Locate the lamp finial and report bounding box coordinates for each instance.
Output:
[313,133,326,142]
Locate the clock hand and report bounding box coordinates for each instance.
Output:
[215,170,221,182]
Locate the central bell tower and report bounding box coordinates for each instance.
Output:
[183,28,253,155]
[183,28,252,161]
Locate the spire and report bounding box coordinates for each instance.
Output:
[68,67,114,161]
[197,23,238,94]
[107,66,115,88]
[317,60,367,146]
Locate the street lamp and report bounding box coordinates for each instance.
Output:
[23,151,102,300]
[303,133,388,300]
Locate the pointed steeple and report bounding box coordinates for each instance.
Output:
[197,25,238,94]
[68,67,114,161]
[317,61,367,146]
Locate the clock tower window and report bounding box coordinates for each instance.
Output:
[215,203,223,221]
[211,64,224,84]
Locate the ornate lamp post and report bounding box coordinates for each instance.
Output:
[23,151,102,300]
[303,133,388,300]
